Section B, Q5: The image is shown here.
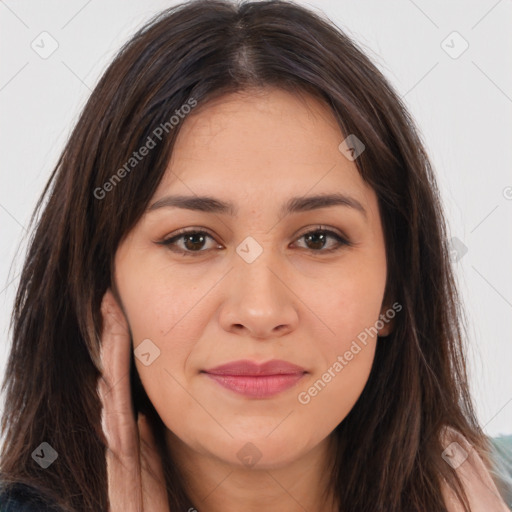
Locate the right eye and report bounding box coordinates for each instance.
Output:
[157,228,223,256]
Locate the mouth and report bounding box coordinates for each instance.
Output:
[201,359,307,399]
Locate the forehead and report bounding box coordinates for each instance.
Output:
[172,88,342,166]
[155,88,374,213]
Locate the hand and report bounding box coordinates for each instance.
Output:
[97,289,170,511]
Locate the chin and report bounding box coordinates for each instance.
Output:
[213,432,318,470]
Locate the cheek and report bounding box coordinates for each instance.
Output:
[291,257,385,421]
[296,342,376,435]
[297,256,387,352]
[296,275,381,423]
[118,264,222,411]
[115,272,202,415]
[117,259,214,343]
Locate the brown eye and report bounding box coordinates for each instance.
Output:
[157,229,222,256]
[181,232,208,251]
[294,228,350,253]
[156,226,350,257]
[304,231,328,250]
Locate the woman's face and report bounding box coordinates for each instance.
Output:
[114,87,391,469]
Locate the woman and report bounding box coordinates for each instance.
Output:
[0,1,509,510]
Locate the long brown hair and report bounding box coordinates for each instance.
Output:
[0,1,494,510]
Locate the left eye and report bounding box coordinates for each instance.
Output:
[293,228,350,252]
[157,227,350,256]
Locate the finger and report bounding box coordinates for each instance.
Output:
[106,442,142,512]
[138,413,170,511]
[99,289,135,454]
[98,289,143,512]
[99,290,131,389]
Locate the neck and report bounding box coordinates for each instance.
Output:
[164,429,339,512]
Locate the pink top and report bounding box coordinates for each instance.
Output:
[440,426,509,511]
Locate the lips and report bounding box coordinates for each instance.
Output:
[204,359,306,376]
[202,359,307,398]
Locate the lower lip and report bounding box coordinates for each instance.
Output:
[204,373,305,398]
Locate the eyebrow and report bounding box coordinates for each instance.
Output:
[147,192,367,220]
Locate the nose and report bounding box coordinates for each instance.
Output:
[218,249,299,340]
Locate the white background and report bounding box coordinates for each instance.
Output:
[1,0,511,436]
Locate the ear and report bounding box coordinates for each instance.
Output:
[377,302,399,338]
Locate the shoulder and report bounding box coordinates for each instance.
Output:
[0,481,62,512]
[439,426,510,512]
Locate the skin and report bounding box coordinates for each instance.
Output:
[100,87,394,511]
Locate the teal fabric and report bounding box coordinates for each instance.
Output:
[489,435,512,510]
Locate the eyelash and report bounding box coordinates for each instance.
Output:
[156,226,351,257]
